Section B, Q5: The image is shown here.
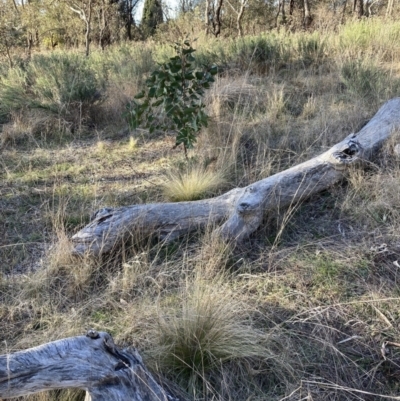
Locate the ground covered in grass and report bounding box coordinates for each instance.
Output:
[3,18,400,401]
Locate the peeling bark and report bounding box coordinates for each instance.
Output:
[0,331,176,401]
[72,98,400,257]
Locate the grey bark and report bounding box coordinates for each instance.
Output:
[0,330,174,401]
[72,98,400,257]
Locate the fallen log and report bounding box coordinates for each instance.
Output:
[0,330,177,401]
[72,98,400,256]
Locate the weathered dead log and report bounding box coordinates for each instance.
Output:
[0,330,174,401]
[72,98,400,256]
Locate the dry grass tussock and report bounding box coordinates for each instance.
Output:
[4,18,400,401]
[162,164,226,201]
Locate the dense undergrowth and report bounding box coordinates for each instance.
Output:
[2,18,400,401]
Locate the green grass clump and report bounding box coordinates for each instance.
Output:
[232,35,289,73]
[338,19,400,60]
[296,32,327,67]
[341,59,383,99]
[340,59,400,103]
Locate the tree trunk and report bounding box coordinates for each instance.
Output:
[275,0,286,27]
[213,0,224,36]
[341,0,348,24]
[98,3,105,50]
[366,0,379,16]
[11,0,19,12]
[205,0,210,34]
[303,0,312,28]
[126,0,138,40]
[289,0,294,15]
[4,37,13,68]
[72,98,400,257]
[353,0,363,18]
[0,331,176,401]
[225,0,247,37]
[386,0,394,17]
[85,0,92,57]
[69,2,93,56]
[236,0,247,37]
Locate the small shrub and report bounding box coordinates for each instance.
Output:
[30,53,103,115]
[0,52,103,125]
[125,40,217,155]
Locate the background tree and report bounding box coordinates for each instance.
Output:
[141,0,163,37]
[275,0,286,27]
[303,0,312,27]
[95,0,121,49]
[225,0,248,37]
[0,0,22,66]
[20,0,42,55]
[353,0,364,18]
[118,0,141,40]
[178,0,198,13]
[386,0,394,16]
[205,0,224,36]
[69,0,94,56]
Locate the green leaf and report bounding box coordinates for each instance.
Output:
[134,91,145,99]
[195,71,204,80]
[148,87,157,98]
[170,64,181,73]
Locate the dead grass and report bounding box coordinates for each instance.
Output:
[3,18,400,401]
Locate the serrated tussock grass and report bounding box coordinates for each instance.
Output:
[162,164,226,201]
[146,275,266,393]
